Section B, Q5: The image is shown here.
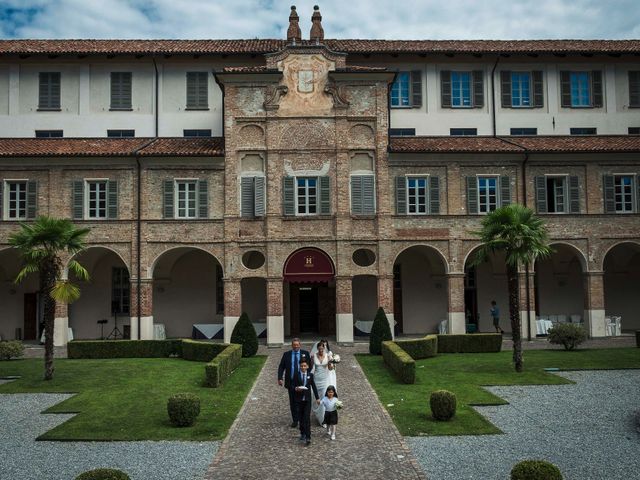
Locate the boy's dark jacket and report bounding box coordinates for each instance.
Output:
[292,371,319,404]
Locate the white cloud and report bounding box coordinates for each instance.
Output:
[1,0,639,39]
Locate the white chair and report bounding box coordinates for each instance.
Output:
[549,315,558,323]
[605,316,615,336]
[570,314,582,324]
[438,319,449,334]
[611,316,622,336]
[557,315,568,323]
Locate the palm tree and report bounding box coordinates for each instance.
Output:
[9,216,90,380]
[472,204,551,372]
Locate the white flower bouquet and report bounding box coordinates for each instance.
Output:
[330,354,341,364]
[335,400,343,410]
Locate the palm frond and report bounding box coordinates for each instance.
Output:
[68,260,90,282]
[51,280,81,304]
[14,263,40,284]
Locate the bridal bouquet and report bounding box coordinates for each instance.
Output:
[330,354,341,364]
[335,400,343,410]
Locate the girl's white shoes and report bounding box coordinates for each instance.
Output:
[331,434,336,440]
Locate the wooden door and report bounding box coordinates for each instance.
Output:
[23,293,38,340]
[317,283,336,335]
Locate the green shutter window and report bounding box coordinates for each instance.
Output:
[602,175,615,213]
[411,70,422,108]
[319,176,331,215]
[163,180,174,219]
[629,71,640,107]
[282,177,295,216]
[429,176,440,214]
[198,179,208,219]
[441,71,452,108]
[591,71,603,108]
[110,72,132,110]
[560,71,571,107]
[351,176,363,215]
[569,176,580,213]
[535,176,547,213]
[472,70,484,108]
[533,71,544,108]
[362,175,375,215]
[72,180,84,220]
[254,176,265,217]
[26,181,37,220]
[501,71,512,108]
[0,181,3,219]
[241,177,255,218]
[186,72,208,109]
[466,177,478,214]
[39,72,61,110]
[107,180,118,219]
[500,176,511,207]
[395,176,407,215]
[636,176,640,213]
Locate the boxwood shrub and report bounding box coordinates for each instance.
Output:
[381,340,415,384]
[437,334,502,353]
[369,307,392,355]
[167,393,201,427]
[67,340,182,359]
[230,312,259,357]
[395,335,438,359]
[510,460,563,480]
[547,323,587,351]
[181,339,226,362]
[634,330,639,347]
[205,343,243,387]
[430,390,457,421]
[74,469,130,480]
[0,340,25,360]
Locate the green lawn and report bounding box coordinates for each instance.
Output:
[356,348,640,436]
[0,356,265,441]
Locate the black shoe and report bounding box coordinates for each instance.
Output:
[291,421,298,428]
[299,434,305,441]
[305,439,311,446]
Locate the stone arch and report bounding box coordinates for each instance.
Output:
[66,245,130,277]
[602,241,640,331]
[150,246,223,278]
[600,240,640,271]
[392,243,450,274]
[548,241,588,271]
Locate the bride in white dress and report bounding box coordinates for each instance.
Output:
[310,340,337,426]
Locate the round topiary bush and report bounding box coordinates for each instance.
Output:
[167,393,201,427]
[74,468,130,480]
[230,312,259,357]
[369,307,392,355]
[510,460,563,480]
[547,323,587,351]
[430,390,457,421]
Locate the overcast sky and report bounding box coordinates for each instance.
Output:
[1,0,639,40]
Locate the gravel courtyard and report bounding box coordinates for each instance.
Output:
[0,385,218,480]
[408,370,640,480]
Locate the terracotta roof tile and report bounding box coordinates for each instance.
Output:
[390,136,523,153]
[0,137,224,157]
[0,39,638,55]
[501,135,640,152]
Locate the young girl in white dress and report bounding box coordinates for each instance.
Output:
[321,385,339,440]
[310,340,336,425]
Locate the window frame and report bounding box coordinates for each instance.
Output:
[106,129,135,138]
[569,71,592,108]
[38,72,61,111]
[511,71,532,108]
[4,180,28,220]
[35,130,63,138]
[174,179,199,219]
[84,179,109,220]
[390,71,411,108]
[111,266,130,315]
[451,71,473,108]
[477,175,500,214]
[186,71,209,110]
[295,176,319,216]
[613,174,636,213]
[450,128,478,136]
[405,176,429,215]
[545,175,569,214]
[109,72,133,111]
[570,127,597,135]
[183,129,212,137]
[389,128,416,137]
[510,128,538,136]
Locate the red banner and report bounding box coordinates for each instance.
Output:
[283,248,335,283]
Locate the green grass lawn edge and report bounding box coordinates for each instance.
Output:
[0,355,266,442]
[356,347,640,437]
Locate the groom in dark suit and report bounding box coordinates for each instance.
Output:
[293,357,319,445]
[277,338,310,427]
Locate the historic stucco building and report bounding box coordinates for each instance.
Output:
[1,6,639,346]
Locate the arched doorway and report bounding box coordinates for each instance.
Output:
[0,248,41,341]
[152,247,223,338]
[283,247,335,336]
[352,275,378,336]
[393,245,448,334]
[464,247,509,333]
[68,247,130,340]
[535,243,586,321]
[603,242,640,332]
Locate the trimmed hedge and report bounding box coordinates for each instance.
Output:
[230,312,259,357]
[370,307,393,355]
[381,340,416,384]
[635,330,639,347]
[167,393,201,427]
[430,390,457,421]
[75,469,130,480]
[182,339,227,362]
[0,340,25,360]
[205,343,243,387]
[510,460,563,480]
[437,334,502,353]
[67,340,182,359]
[395,335,438,359]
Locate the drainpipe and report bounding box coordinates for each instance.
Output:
[152,58,159,137]
[491,56,500,137]
[387,72,398,145]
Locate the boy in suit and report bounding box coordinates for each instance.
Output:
[277,338,310,427]
[293,356,319,445]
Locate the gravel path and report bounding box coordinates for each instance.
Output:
[408,370,640,480]
[204,343,426,480]
[0,385,218,480]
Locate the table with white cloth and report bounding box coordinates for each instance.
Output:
[252,322,267,338]
[153,323,166,340]
[192,324,224,340]
[536,319,554,335]
[40,327,73,343]
[354,320,374,336]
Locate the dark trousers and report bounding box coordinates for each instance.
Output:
[295,400,311,440]
[288,386,297,422]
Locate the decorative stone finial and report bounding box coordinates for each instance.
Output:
[310,5,324,43]
[287,6,302,44]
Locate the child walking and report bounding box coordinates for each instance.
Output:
[321,385,340,440]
